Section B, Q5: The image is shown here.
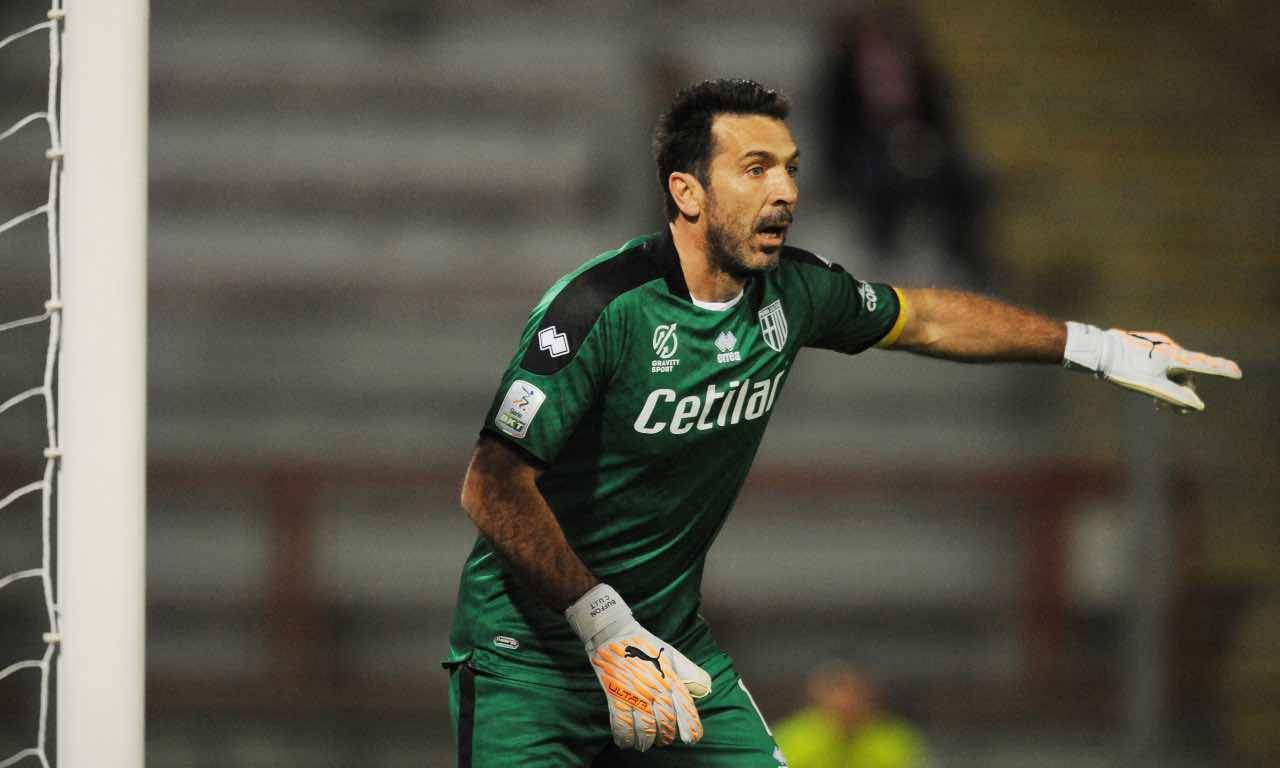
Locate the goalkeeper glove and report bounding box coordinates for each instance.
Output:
[1063,322,1242,412]
[565,583,711,751]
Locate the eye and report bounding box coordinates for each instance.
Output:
[747,166,765,177]
[787,165,800,177]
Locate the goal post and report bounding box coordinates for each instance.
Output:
[57,0,149,765]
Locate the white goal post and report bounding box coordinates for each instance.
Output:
[57,0,148,766]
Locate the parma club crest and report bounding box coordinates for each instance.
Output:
[758,299,788,352]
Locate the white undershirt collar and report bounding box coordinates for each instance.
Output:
[690,289,744,312]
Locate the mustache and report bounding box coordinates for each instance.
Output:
[755,210,793,230]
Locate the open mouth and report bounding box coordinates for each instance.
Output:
[755,225,788,245]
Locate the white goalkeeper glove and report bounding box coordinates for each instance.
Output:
[1063,322,1242,412]
[565,583,711,751]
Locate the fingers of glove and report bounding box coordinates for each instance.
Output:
[611,703,656,752]
[648,691,680,748]
[666,646,713,700]
[1120,330,1244,380]
[642,674,701,746]
[671,677,705,744]
[632,705,656,752]
[1165,350,1243,380]
[607,701,637,751]
[595,668,656,751]
[594,664,669,742]
[1107,372,1205,412]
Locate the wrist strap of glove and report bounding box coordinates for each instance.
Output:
[565,583,631,647]
[1063,321,1105,374]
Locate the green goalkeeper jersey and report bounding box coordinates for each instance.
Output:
[445,228,905,688]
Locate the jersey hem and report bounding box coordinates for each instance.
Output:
[443,619,722,692]
[477,427,550,469]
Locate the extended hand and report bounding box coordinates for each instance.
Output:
[1064,322,1242,412]
[565,584,711,751]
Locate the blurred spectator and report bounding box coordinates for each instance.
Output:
[774,661,931,768]
[819,2,992,286]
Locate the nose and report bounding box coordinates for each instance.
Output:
[771,169,798,207]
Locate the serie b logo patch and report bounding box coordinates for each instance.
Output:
[495,379,546,439]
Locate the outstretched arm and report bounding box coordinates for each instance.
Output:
[460,435,597,611]
[888,288,1066,363]
[885,287,1242,411]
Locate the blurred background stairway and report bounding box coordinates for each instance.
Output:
[918,0,1280,761]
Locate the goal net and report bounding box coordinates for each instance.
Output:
[0,7,64,767]
[2,1,147,765]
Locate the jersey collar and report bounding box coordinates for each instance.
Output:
[649,226,759,307]
[648,227,693,302]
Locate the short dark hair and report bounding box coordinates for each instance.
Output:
[652,79,791,220]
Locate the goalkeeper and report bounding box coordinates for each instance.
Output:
[442,79,1241,767]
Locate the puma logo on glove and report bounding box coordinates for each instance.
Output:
[623,645,666,678]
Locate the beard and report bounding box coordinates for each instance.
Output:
[706,216,761,280]
[704,197,791,280]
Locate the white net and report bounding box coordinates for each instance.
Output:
[0,5,63,768]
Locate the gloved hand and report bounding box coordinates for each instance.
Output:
[565,583,711,751]
[1063,322,1242,412]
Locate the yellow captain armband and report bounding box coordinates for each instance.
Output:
[875,286,910,349]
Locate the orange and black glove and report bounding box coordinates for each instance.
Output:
[565,584,711,751]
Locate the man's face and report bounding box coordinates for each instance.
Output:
[701,114,799,278]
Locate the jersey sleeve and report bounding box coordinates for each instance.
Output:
[793,254,906,354]
[479,279,620,466]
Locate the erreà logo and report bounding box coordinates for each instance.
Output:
[758,300,787,352]
[537,325,569,357]
[715,331,741,364]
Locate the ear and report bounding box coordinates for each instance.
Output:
[668,172,703,219]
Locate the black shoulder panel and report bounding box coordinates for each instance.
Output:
[520,240,665,375]
[780,245,847,274]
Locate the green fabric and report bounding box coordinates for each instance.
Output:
[448,652,785,767]
[773,708,926,768]
[446,233,901,686]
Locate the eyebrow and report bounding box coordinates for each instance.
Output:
[740,149,801,163]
